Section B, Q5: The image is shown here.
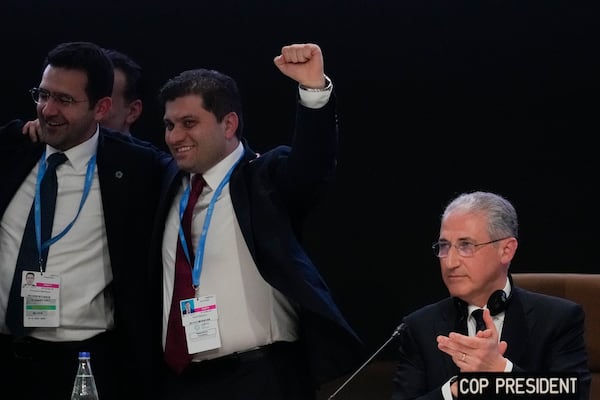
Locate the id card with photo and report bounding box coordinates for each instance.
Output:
[23,273,60,327]
[183,295,221,354]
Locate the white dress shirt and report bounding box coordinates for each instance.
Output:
[0,127,113,340]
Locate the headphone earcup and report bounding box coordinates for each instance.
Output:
[487,289,509,316]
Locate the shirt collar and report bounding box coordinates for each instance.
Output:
[45,125,99,173]
[194,142,243,190]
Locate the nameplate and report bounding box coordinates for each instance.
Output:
[458,372,579,399]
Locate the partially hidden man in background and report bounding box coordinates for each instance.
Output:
[148,43,364,399]
[390,191,590,400]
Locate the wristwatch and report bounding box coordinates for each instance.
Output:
[299,74,332,92]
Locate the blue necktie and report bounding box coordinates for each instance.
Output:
[6,152,68,336]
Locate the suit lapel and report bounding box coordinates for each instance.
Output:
[95,133,129,249]
[160,166,184,219]
[440,299,464,375]
[229,141,258,257]
[501,289,529,364]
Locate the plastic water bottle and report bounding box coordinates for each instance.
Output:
[70,351,100,400]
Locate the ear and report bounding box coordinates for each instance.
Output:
[94,97,113,121]
[222,111,239,139]
[500,237,518,263]
[125,99,143,126]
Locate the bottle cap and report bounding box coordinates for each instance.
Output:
[79,351,90,358]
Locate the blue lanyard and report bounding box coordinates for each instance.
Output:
[34,151,97,272]
[178,150,244,289]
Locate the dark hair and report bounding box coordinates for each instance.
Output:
[44,41,114,107]
[158,68,244,139]
[103,48,143,103]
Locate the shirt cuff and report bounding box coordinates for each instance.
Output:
[442,376,457,400]
[298,75,332,109]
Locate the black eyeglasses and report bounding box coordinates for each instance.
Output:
[29,87,88,107]
[432,237,511,258]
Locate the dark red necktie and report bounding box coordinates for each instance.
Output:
[164,174,205,374]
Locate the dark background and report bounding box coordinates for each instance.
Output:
[2,0,598,358]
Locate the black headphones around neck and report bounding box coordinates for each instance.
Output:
[486,289,510,315]
[454,275,513,320]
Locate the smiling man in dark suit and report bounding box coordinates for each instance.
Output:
[0,41,172,400]
[149,43,364,400]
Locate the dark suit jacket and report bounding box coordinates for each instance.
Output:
[149,96,365,388]
[391,282,591,400]
[0,119,173,398]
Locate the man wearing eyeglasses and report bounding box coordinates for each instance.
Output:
[0,41,172,400]
[23,47,145,137]
[390,191,590,400]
